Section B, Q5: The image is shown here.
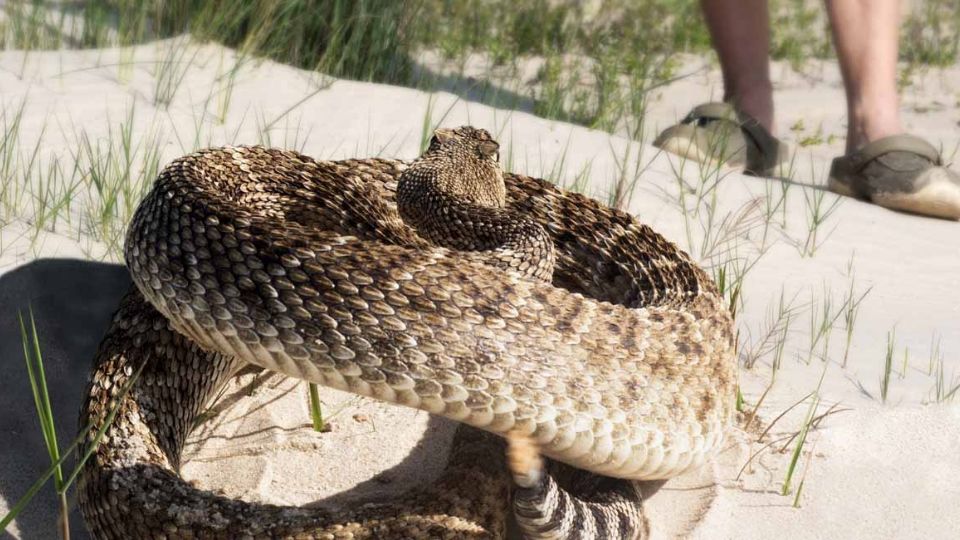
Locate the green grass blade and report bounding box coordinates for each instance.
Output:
[793,477,806,507]
[0,441,72,531]
[18,310,64,490]
[28,308,63,488]
[782,395,819,496]
[308,383,325,432]
[0,415,100,530]
[2,333,147,532]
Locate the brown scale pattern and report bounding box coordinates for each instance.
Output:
[79,292,509,539]
[79,127,735,538]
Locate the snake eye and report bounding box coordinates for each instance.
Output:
[478,140,500,160]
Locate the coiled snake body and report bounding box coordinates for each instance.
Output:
[78,127,735,538]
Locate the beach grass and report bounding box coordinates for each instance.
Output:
[2,0,957,144]
[2,309,146,537]
[881,329,897,404]
[16,308,68,539]
[308,383,327,432]
[781,393,819,498]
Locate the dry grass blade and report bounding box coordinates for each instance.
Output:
[736,401,849,482]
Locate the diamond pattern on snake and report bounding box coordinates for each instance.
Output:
[78,126,735,539]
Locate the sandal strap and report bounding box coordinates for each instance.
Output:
[681,102,781,173]
[737,115,781,172]
[843,134,942,171]
[683,102,737,123]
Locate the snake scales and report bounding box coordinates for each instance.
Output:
[78,127,735,538]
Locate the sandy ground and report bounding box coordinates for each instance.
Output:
[1,39,958,539]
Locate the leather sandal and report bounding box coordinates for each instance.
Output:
[654,102,790,177]
[828,134,960,220]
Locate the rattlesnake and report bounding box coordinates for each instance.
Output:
[78,127,735,538]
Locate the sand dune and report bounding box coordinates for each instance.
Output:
[1,40,957,539]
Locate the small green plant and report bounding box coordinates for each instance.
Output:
[742,377,776,433]
[797,123,826,147]
[308,383,327,432]
[760,178,790,249]
[213,51,249,124]
[69,103,165,258]
[791,427,820,508]
[930,361,960,404]
[927,338,960,404]
[768,0,832,67]
[153,37,200,109]
[799,186,841,257]
[901,0,960,66]
[880,329,896,404]
[740,286,798,371]
[564,161,594,195]
[0,98,28,218]
[664,149,769,280]
[2,310,147,535]
[16,308,68,539]
[928,333,943,376]
[737,394,847,482]
[806,284,840,364]
[900,348,910,380]
[713,264,743,319]
[781,394,819,498]
[608,140,652,211]
[840,259,871,368]
[781,361,829,501]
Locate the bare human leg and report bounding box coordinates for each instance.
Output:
[825,0,960,219]
[700,0,775,133]
[825,0,903,152]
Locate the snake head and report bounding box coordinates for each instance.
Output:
[418,125,506,208]
[429,126,499,160]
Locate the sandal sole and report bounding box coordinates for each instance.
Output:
[873,181,960,220]
[653,124,747,167]
[654,123,790,177]
[830,170,960,220]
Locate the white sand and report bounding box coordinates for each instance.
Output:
[0,40,958,539]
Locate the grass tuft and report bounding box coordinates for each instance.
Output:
[799,186,841,257]
[16,307,68,539]
[781,394,819,498]
[3,309,147,535]
[153,37,200,109]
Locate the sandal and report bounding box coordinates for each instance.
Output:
[828,134,960,220]
[653,102,790,177]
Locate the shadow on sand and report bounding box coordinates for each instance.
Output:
[0,258,490,539]
[0,258,129,540]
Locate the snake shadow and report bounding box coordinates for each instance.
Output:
[0,260,510,539]
[0,258,130,540]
